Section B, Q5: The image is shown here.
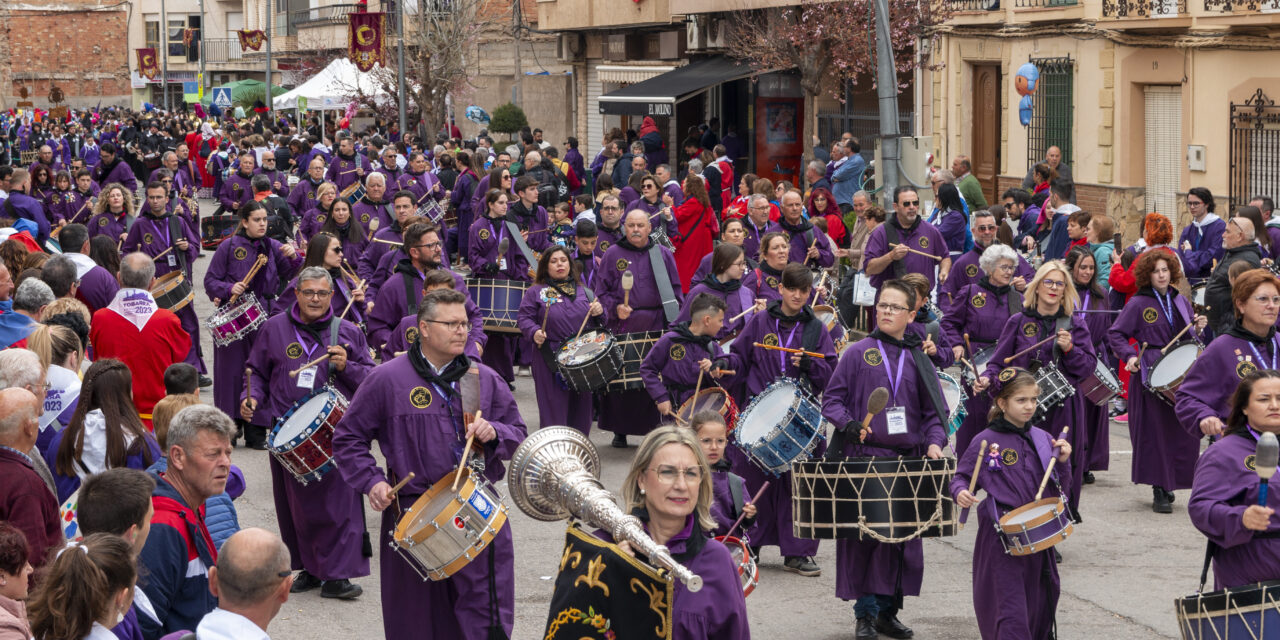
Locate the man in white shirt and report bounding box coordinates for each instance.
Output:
[198,528,292,640]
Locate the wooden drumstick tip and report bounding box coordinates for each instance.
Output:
[1035,426,1070,501]
[958,438,989,529]
[288,352,333,377]
[859,387,890,442]
[451,411,481,491]
[388,472,415,498]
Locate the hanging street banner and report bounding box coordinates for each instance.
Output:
[347,12,387,72]
[137,48,159,80]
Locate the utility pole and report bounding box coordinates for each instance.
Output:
[265,0,273,116]
[873,0,900,208]
[511,0,521,108]
[161,0,170,111]
[198,0,206,105]
[397,0,407,136]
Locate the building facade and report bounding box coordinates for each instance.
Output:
[4,0,131,110]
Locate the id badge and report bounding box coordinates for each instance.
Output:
[296,366,317,389]
[498,258,507,271]
[886,406,908,435]
[167,253,177,267]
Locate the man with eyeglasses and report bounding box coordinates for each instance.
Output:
[200,528,295,638]
[594,194,625,255]
[1178,187,1226,285]
[863,186,951,292]
[256,151,289,198]
[334,288,527,640]
[241,266,374,601]
[373,146,404,186]
[360,190,443,285]
[940,209,1034,302]
[1205,216,1264,334]
[742,194,772,262]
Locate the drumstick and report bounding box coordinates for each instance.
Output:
[1162,322,1196,354]
[959,356,979,380]
[859,387,891,442]
[963,333,973,359]
[229,255,269,305]
[151,246,174,262]
[1035,426,1069,501]
[371,237,404,246]
[723,481,770,540]
[338,281,366,322]
[116,237,123,251]
[289,352,332,377]
[1130,342,1149,371]
[66,198,92,224]
[573,307,593,341]
[621,270,634,308]
[1002,335,1056,364]
[691,369,704,413]
[338,168,361,175]
[958,439,988,528]
[243,367,254,413]
[889,243,943,262]
[541,302,551,333]
[451,411,481,492]
[753,342,826,359]
[729,303,760,324]
[387,472,415,498]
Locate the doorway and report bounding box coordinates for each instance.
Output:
[970,63,1002,204]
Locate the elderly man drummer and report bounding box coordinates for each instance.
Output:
[333,289,527,640]
[241,266,375,600]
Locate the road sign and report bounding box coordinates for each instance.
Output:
[297,96,308,111]
[211,87,232,108]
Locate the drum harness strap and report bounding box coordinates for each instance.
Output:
[648,244,682,324]
[167,215,189,275]
[503,219,539,271]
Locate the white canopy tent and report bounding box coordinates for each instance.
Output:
[273,57,388,110]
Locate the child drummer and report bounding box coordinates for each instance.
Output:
[640,293,736,421]
[688,410,757,538]
[951,368,1072,639]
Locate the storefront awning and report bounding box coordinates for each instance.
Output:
[597,56,757,117]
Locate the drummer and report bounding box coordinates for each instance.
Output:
[315,198,370,266]
[298,182,338,243]
[677,243,765,343]
[1188,369,1280,590]
[594,195,624,255]
[515,246,606,434]
[468,188,535,384]
[688,410,757,538]
[821,278,946,639]
[942,243,1023,455]
[771,190,835,269]
[1176,269,1280,441]
[727,263,835,577]
[288,156,329,223]
[939,209,1032,304]
[396,151,445,208]
[599,425,750,639]
[952,368,1072,640]
[204,200,303,449]
[381,270,461,361]
[275,233,367,325]
[325,135,370,194]
[641,293,735,421]
[240,266,374,600]
[360,191,429,283]
[332,288,527,640]
[1066,246,1118,487]
[571,219,600,287]
[693,217,759,285]
[900,273,954,369]
[352,172,394,238]
[974,260,1096,522]
[124,180,203,374]
[754,232,792,303]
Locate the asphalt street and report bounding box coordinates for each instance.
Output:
[184,208,1205,639]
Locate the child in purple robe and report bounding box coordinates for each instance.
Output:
[952,368,1072,640]
[689,410,757,538]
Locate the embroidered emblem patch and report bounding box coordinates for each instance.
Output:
[317,215,327,225]
[233,247,248,261]
[918,236,930,249]
[360,213,371,224]
[600,240,611,251]
[231,183,242,192]
[762,333,780,347]
[1022,322,1038,338]
[1001,448,1019,466]
[405,326,419,344]
[143,233,154,245]
[616,259,629,271]
[669,344,686,361]
[1238,360,1259,379]
[766,276,780,289]
[863,347,883,366]
[972,294,987,309]
[478,228,491,241]
[285,342,303,359]
[98,217,108,227]
[998,368,1016,383]
[966,264,978,278]
[1142,308,1158,324]
[410,386,432,409]
[1246,455,1258,472]
[308,190,316,200]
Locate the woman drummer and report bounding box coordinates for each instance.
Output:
[753,232,791,303]
[952,368,1072,639]
[821,278,947,638]
[316,197,369,263]
[1188,369,1280,590]
[204,200,303,449]
[1176,269,1280,442]
[975,260,1096,522]
[900,272,954,369]
[275,233,367,324]
[1107,250,1206,513]
[1066,245,1117,486]
[598,425,750,638]
[515,245,606,435]
[678,243,765,343]
[943,243,1023,455]
[693,217,758,284]
[297,181,338,242]
[468,188,532,383]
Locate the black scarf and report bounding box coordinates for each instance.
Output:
[235,169,254,180]
[669,321,716,351]
[699,273,742,293]
[234,229,270,257]
[96,155,122,178]
[510,200,539,225]
[888,212,922,235]
[1135,286,1179,301]
[288,306,331,347]
[336,150,357,163]
[1021,304,1066,325]
[766,298,814,326]
[407,345,471,389]
[598,223,621,236]
[758,262,783,280]
[359,196,385,207]
[987,415,1038,454]
[778,216,814,236]
[869,328,923,349]
[627,507,707,564]
[616,234,652,252]
[977,276,1011,297]
[1227,322,1277,344]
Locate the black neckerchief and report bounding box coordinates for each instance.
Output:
[712,458,733,472]
[76,189,93,198]
[234,229,269,257]
[1022,304,1065,323]
[327,267,348,287]
[987,415,1038,452]
[977,276,1010,297]
[889,213,922,235]
[406,169,426,180]
[407,345,470,389]
[236,170,253,180]
[617,235,652,252]
[288,304,332,346]
[359,196,384,207]
[336,150,357,163]
[394,258,430,280]
[510,201,538,224]
[1227,322,1277,344]
[141,210,169,223]
[700,273,742,293]
[598,223,621,236]
[870,328,923,349]
[97,155,122,177]
[547,277,577,298]
[766,299,814,325]
[914,306,931,324]
[759,262,783,279]
[1135,286,1179,301]
[778,216,814,235]
[627,507,707,564]
[669,321,716,350]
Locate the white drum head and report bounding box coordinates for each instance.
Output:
[938,373,962,412]
[1005,502,1057,525]
[278,393,331,441]
[560,331,610,365]
[738,383,797,441]
[1149,343,1199,387]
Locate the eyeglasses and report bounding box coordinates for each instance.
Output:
[995,264,1017,272]
[876,303,910,315]
[642,184,655,190]
[330,246,343,253]
[648,465,702,484]
[298,289,333,299]
[900,200,920,207]
[975,225,998,232]
[425,319,469,333]
[1187,199,1205,207]
[1041,279,1067,290]
[1253,295,1280,307]
[601,206,621,211]
[410,241,443,250]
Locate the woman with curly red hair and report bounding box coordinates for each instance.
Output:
[805,187,847,247]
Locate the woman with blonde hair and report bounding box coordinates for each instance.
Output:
[298,181,338,241]
[84,183,134,243]
[974,260,1096,521]
[26,324,84,453]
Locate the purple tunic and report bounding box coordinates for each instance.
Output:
[594,223,624,257]
[397,170,445,204]
[940,281,1022,455]
[351,198,394,238]
[254,167,289,198]
[324,154,372,193]
[823,335,948,601]
[244,307,373,581]
[740,218,767,264]
[467,215,536,380]
[367,263,485,356]
[4,193,52,243]
[364,246,406,302]
[297,205,331,242]
[515,283,606,434]
[85,209,132,243]
[507,201,552,252]
[274,272,366,327]
[1175,329,1279,439]
[56,188,99,227]
[370,163,402,187]
[1189,430,1280,590]
[623,197,680,239]
[950,422,1067,638]
[1178,216,1226,282]
[863,217,949,291]
[93,159,137,193]
[332,356,526,640]
[675,275,761,342]
[384,305,486,363]
[124,210,205,372]
[939,246,1035,305]
[768,218,835,268]
[640,328,736,409]
[287,178,325,217]
[75,260,120,313]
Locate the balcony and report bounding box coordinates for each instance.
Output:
[1101,0,1190,26]
[202,38,251,65]
[290,3,360,26]
[948,0,1000,9]
[1200,0,1280,25]
[1011,0,1084,20]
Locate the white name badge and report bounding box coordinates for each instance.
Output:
[296,366,317,389]
[167,253,177,267]
[886,406,908,435]
[498,258,507,271]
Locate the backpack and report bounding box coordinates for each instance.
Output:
[530,165,563,209]
[198,138,212,159]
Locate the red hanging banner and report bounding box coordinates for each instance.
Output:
[237,29,265,51]
[347,12,386,72]
[136,48,160,80]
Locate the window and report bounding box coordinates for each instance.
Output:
[145,18,162,50]
[1229,88,1280,211]
[1025,56,1074,169]
[145,15,198,58]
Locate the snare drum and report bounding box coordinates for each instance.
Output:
[604,331,664,393]
[1147,342,1202,406]
[961,346,996,388]
[207,293,267,346]
[1032,364,1074,422]
[392,467,509,581]
[1176,580,1280,640]
[814,304,846,350]
[340,181,366,204]
[466,278,528,333]
[416,199,447,224]
[714,535,759,597]
[200,214,238,249]
[676,388,740,432]
[937,371,967,436]
[734,379,824,475]
[997,496,1073,556]
[650,224,675,250]
[269,388,347,485]
[555,329,624,392]
[1080,358,1122,406]
[150,270,194,312]
[791,457,958,540]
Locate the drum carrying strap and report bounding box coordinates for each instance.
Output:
[327,316,341,375]
[909,348,951,441]
[728,472,747,521]
[539,287,597,376]
[504,220,539,270]
[168,215,188,274]
[648,244,681,324]
[403,271,421,315]
[881,221,907,280]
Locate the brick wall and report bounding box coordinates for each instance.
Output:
[6,0,130,106]
[996,175,1146,242]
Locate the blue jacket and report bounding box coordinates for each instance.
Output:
[137,471,218,640]
[148,458,243,551]
[831,155,866,206]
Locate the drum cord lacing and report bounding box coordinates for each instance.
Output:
[852,500,947,545]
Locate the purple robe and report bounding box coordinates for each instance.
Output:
[297,205,331,242]
[675,275,761,342]
[364,247,406,302]
[85,209,132,243]
[274,272,366,327]
[203,233,303,420]
[941,281,1020,455]
[332,356,526,640]
[640,328,736,410]
[507,201,552,252]
[451,171,479,259]
[468,174,493,221]
[351,198,394,238]
[592,239,684,436]
[370,163,402,187]
[515,283,606,433]
[366,263,484,356]
[3,192,51,243]
[1175,330,1277,439]
[93,158,137,193]
[254,167,290,198]
[623,197,680,239]
[1107,289,1200,490]
[56,188,99,228]
[244,307,373,581]
[384,308,486,363]
[325,154,372,193]
[594,223,624,257]
[662,180,685,207]
[124,210,205,372]
[288,178,325,218]
[741,218,767,264]
[1189,430,1280,590]
[218,171,255,212]
[939,246,1035,305]
[72,257,120,313]
[823,335,948,602]
[467,215,533,380]
[1178,216,1226,282]
[950,423,1067,638]
[396,170,444,204]
[863,217,949,291]
[768,218,835,268]
[709,464,751,537]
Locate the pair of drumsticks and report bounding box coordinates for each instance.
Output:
[958,427,1070,527]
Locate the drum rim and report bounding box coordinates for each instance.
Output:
[1175,579,1280,615]
[1149,342,1203,387]
[270,392,339,448]
[998,496,1069,530]
[736,379,811,441]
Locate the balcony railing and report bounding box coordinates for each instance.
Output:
[1103,0,1186,16]
[202,38,249,64]
[948,0,1000,10]
[1204,0,1280,11]
[290,4,360,26]
[1014,0,1078,7]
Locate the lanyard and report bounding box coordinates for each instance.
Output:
[875,340,907,404]
[152,216,171,247]
[1249,337,1280,370]
[775,319,799,372]
[292,326,321,360]
[1075,291,1090,323]
[490,217,506,250]
[1154,290,1175,328]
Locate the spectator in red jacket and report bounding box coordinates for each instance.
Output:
[805,187,848,247]
[666,175,717,293]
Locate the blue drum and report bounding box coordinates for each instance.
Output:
[466,277,528,333]
[937,371,967,436]
[733,378,825,475]
[1176,580,1280,640]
